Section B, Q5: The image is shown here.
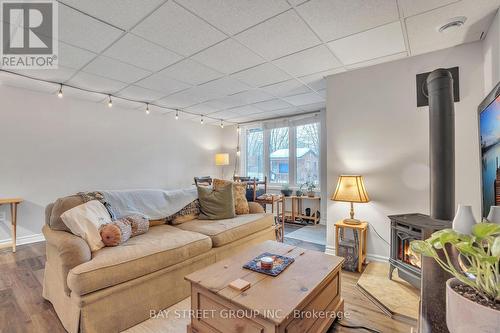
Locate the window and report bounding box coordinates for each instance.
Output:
[245,128,264,179]
[269,127,289,184]
[242,120,321,189]
[296,123,320,186]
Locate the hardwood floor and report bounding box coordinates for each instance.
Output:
[0,238,414,333]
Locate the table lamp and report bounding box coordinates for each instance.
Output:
[331,175,370,225]
[215,153,229,179]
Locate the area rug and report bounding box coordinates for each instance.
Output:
[356,262,419,324]
[285,224,326,245]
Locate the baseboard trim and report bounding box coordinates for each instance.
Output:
[324,245,389,262]
[0,233,45,248]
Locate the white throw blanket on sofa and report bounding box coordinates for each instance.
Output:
[101,187,198,220]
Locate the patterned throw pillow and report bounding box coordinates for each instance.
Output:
[166,199,200,225]
[213,179,250,215]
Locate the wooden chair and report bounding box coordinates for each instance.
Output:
[234,176,267,201]
[194,176,212,186]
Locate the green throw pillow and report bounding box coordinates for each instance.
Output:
[197,183,235,220]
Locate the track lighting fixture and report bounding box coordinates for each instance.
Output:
[57,84,63,98]
[107,95,113,108]
[237,124,241,134]
[145,103,150,115]
[220,120,224,128]
[175,110,179,120]
[200,115,204,125]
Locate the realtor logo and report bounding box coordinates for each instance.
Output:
[1,0,58,69]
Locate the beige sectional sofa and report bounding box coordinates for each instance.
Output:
[42,195,276,333]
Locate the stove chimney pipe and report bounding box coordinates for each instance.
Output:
[427,69,455,221]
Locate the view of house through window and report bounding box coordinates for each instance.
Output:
[296,123,320,186]
[243,121,320,188]
[269,127,289,183]
[245,128,264,179]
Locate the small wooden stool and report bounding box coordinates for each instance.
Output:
[335,220,368,272]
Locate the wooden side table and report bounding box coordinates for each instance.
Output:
[255,194,285,242]
[334,220,368,272]
[283,195,321,224]
[0,198,23,252]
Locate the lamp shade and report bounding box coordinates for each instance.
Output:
[215,153,229,166]
[331,175,370,203]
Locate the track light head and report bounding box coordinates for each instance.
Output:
[145,103,150,115]
[175,110,179,120]
[107,95,113,108]
[57,84,63,98]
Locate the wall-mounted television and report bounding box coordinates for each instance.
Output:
[479,81,500,218]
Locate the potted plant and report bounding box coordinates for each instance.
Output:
[296,183,306,197]
[306,182,316,197]
[411,223,500,333]
[280,184,293,197]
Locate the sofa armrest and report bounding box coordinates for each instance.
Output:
[248,202,265,214]
[42,225,91,295]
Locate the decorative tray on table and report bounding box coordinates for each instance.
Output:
[243,252,294,276]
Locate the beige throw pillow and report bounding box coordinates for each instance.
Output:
[197,183,235,220]
[213,179,250,215]
[60,200,112,251]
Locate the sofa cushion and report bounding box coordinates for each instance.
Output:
[49,195,85,232]
[175,213,274,247]
[67,225,212,295]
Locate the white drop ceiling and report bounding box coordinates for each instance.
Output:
[0,0,498,125]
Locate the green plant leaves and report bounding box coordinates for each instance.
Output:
[472,223,500,240]
[410,240,436,257]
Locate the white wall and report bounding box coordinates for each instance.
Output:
[0,85,223,245]
[483,9,500,93]
[325,42,485,259]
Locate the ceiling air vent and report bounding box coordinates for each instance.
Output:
[438,17,467,33]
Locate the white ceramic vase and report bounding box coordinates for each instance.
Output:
[486,206,500,223]
[452,205,477,234]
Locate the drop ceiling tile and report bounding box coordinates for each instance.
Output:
[204,96,249,110]
[135,73,191,96]
[117,85,167,102]
[405,0,500,55]
[295,0,399,41]
[299,102,325,112]
[158,59,223,85]
[0,72,59,94]
[273,45,342,77]
[398,0,460,18]
[158,89,203,108]
[346,51,408,69]
[198,77,251,96]
[260,79,312,97]
[83,56,152,83]
[176,0,290,35]
[235,10,321,60]
[104,34,182,71]
[62,86,106,102]
[192,39,265,74]
[58,43,96,70]
[283,91,324,106]
[232,63,292,87]
[208,109,239,119]
[227,105,264,115]
[59,0,165,30]
[184,103,218,115]
[67,72,129,94]
[298,69,345,91]
[132,1,226,56]
[327,21,406,65]
[227,89,274,104]
[288,0,309,6]
[253,99,294,111]
[58,5,123,53]
[11,66,77,83]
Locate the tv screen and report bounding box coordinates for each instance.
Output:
[480,86,500,218]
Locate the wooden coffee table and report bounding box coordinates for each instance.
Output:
[185,240,344,333]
